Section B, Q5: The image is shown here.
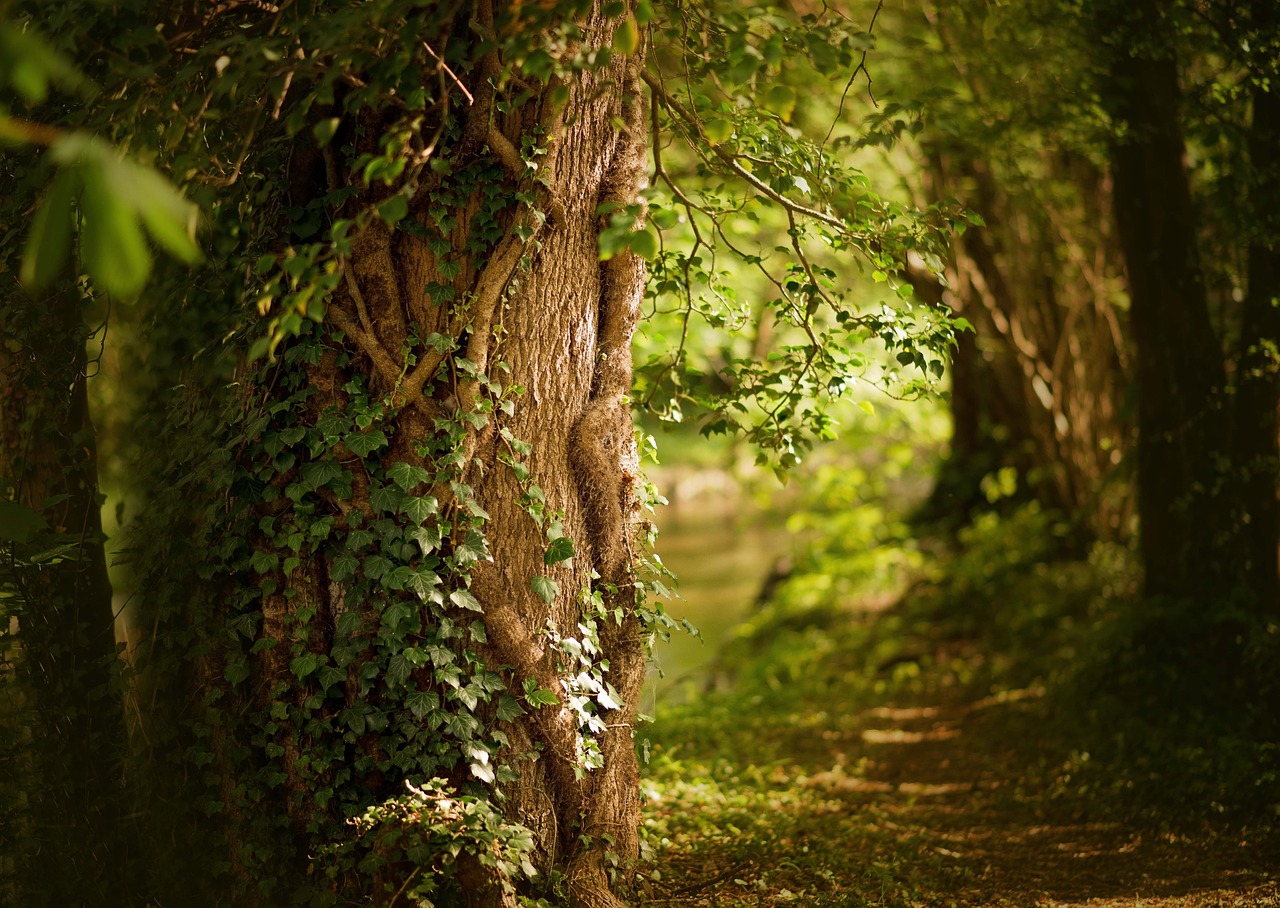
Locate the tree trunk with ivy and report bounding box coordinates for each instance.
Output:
[138,6,650,907]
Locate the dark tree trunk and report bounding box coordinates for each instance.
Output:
[1232,2,1280,611]
[0,283,129,906]
[1093,0,1228,602]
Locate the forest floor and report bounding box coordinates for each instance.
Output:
[635,605,1280,908]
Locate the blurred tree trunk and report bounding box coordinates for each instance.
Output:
[1092,0,1231,603]
[1232,0,1280,612]
[0,282,129,906]
[913,5,1131,544]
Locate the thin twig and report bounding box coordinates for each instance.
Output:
[423,41,473,104]
[823,0,884,146]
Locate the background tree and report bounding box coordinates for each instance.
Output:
[868,1,1132,543]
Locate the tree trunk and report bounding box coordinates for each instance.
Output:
[1232,1,1280,611]
[0,283,129,906]
[140,6,649,906]
[1093,0,1228,601]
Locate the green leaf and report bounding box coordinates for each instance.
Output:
[495,695,525,723]
[454,529,489,565]
[251,550,278,574]
[531,575,559,604]
[405,690,439,719]
[129,163,202,264]
[408,525,441,556]
[544,536,575,566]
[20,170,76,289]
[386,653,412,686]
[345,429,388,457]
[363,554,393,580]
[403,496,439,525]
[290,652,321,679]
[614,14,640,56]
[0,501,48,544]
[378,194,409,226]
[525,687,559,708]
[313,117,340,147]
[80,160,151,297]
[449,588,483,612]
[628,227,659,261]
[387,461,431,492]
[702,118,733,146]
[368,484,402,514]
[762,85,797,123]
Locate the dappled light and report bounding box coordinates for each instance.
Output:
[3,0,1277,906]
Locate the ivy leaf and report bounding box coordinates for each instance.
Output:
[345,429,388,457]
[453,529,489,565]
[531,575,559,604]
[449,589,483,612]
[403,495,439,525]
[290,652,321,679]
[369,484,402,514]
[408,525,441,556]
[596,683,622,711]
[224,659,250,686]
[495,695,525,723]
[387,461,430,491]
[251,550,278,574]
[363,555,393,580]
[525,687,559,708]
[337,611,363,637]
[544,536,575,566]
[405,690,439,720]
[386,653,412,686]
[384,566,415,591]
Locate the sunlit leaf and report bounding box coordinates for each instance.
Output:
[19,170,76,289]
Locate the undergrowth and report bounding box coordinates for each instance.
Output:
[637,488,1278,905]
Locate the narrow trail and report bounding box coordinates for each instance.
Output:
[841,695,1278,907]
[642,647,1278,907]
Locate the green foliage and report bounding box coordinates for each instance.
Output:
[2,15,201,297]
[633,0,972,474]
[320,778,538,906]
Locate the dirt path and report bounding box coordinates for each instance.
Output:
[642,683,1278,907]
[840,696,1279,907]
